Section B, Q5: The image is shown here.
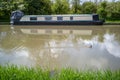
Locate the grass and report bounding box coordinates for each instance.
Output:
[106,20,120,23]
[0,65,120,80]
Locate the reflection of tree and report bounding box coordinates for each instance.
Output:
[92,29,105,42]
[1,26,120,69]
[105,29,120,43]
[29,48,62,69]
[91,26,120,43]
[0,30,25,50]
[27,40,70,70]
[23,36,68,69]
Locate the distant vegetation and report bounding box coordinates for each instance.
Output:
[0,0,120,22]
[0,65,120,80]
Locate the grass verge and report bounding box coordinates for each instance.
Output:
[0,22,10,25]
[0,65,120,80]
[106,20,120,23]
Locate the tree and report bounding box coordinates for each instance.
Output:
[97,1,107,19]
[82,2,97,14]
[52,0,70,14]
[0,0,25,21]
[106,1,120,20]
[71,0,81,14]
[24,0,52,15]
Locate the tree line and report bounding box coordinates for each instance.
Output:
[0,0,120,22]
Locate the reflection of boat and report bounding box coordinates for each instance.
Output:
[20,29,92,35]
[10,10,104,25]
[12,26,92,35]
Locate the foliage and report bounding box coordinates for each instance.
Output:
[71,0,82,14]
[82,2,97,14]
[0,0,25,21]
[106,1,120,20]
[52,0,70,14]
[97,1,107,19]
[0,65,120,80]
[0,0,120,21]
[24,0,52,15]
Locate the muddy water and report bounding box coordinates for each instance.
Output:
[0,25,120,70]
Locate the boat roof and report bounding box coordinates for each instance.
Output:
[23,14,96,17]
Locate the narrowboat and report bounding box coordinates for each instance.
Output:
[10,10,104,25]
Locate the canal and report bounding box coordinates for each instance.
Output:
[0,25,120,70]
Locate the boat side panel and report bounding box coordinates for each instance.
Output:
[13,21,103,25]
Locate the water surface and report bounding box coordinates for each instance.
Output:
[0,25,120,70]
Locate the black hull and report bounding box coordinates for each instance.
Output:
[12,21,104,25]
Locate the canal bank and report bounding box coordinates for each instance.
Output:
[104,21,120,25]
[0,22,10,25]
[0,65,120,80]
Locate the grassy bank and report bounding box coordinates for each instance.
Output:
[0,21,10,25]
[0,65,120,80]
[106,20,120,23]
[104,20,120,25]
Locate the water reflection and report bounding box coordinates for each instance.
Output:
[0,25,120,70]
[104,34,120,58]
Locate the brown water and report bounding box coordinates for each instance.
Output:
[0,25,120,70]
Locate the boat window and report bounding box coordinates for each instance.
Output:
[45,17,52,20]
[30,17,37,21]
[57,16,63,21]
[70,16,73,20]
